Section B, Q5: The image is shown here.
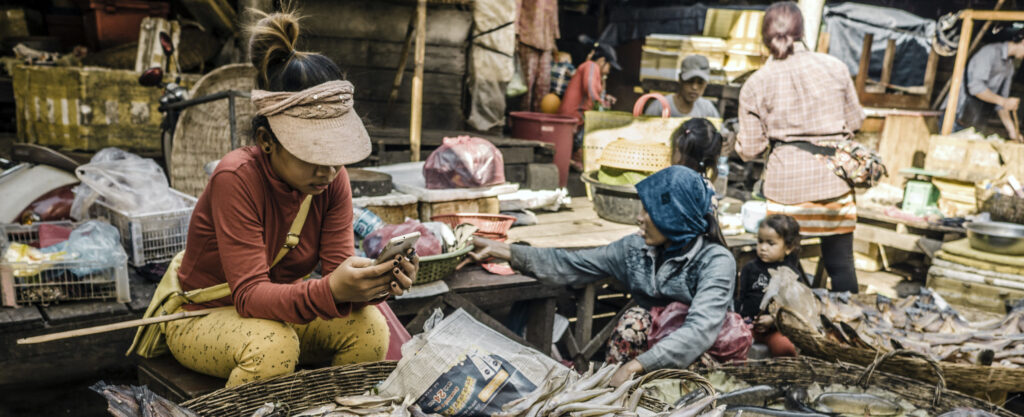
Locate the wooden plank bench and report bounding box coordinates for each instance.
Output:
[137,355,224,403]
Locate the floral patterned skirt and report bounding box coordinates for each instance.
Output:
[605,306,652,364]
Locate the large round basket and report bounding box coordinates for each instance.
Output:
[776,306,1024,395]
[180,361,397,417]
[170,64,258,197]
[416,245,473,284]
[693,356,1017,416]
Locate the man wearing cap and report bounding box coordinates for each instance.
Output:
[559,43,621,153]
[645,55,720,119]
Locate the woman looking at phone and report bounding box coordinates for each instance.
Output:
[130,11,418,387]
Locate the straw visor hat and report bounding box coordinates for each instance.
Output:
[251,80,371,166]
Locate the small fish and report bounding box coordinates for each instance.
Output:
[668,395,717,417]
[558,403,627,416]
[724,406,829,417]
[294,404,339,416]
[251,403,278,417]
[937,407,1001,417]
[698,405,727,417]
[336,396,401,408]
[627,387,647,412]
[590,377,642,406]
[717,385,782,407]
[813,393,901,416]
[673,390,708,408]
[571,364,620,392]
[542,387,613,415]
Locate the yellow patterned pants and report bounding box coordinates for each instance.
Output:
[165,304,389,387]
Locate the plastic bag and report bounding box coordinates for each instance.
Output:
[71,148,187,219]
[363,220,442,259]
[648,302,753,363]
[760,266,823,334]
[423,136,505,189]
[42,220,127,276]
[90,380,199,417]
[378,309,567,416]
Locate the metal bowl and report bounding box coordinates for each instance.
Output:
[580,170,643,225]
[965,221,1024,256]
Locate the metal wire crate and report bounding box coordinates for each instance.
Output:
[89,189,198,266]
[1,221,130,307]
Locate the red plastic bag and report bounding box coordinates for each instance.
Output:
[377,303,411,360]
[423,136,505,189]
[363,220,442,259]
[648,302,752,363]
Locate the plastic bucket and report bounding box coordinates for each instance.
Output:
[509,111,577,187]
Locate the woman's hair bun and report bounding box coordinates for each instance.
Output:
[247,10,303,88]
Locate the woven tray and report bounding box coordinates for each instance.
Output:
[776,307,1024,394]
[416,245,473,284]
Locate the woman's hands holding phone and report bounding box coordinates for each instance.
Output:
[329,251,418,303]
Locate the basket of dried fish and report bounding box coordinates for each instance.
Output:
[774,289,1024,394]
[660,356,1018,417]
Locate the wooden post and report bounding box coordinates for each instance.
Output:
[922,45,939,99]
[409,0,427,162]
[816,31,830,53]
[880,39,896,88]
[575,284,595,348]
[854,33,872,94]
[942,14,973,135]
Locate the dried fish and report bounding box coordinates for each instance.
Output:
[295,404,339,416]
[667,395,717,417]
[717,386,782,407]
[723,406,829,417]
[590,376,642,406]
[673,390,707,408]
[336,396,402,408]
[813,393,901,416]
[571,364,620,392]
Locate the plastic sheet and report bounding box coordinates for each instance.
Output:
[760,266,823,334]
[71,148,188,219]
[423,136,505,189]
[648,302,753,363]
[823,3,934,88]
[43,220,127,276]
[363,220,443,259]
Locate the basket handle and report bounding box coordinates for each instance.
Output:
[633,368,717,410]
[856,349,946,406]
[633,93,671,118]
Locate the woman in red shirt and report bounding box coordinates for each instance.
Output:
[158,11,418,387]
[559,43,620,154]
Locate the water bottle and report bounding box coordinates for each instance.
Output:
[352,207,383,239]
[714,156,729,198]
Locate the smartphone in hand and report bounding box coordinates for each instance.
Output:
[374,232,420,265]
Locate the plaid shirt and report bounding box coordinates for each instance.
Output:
[736,48,864,205]
[550,61,575,96]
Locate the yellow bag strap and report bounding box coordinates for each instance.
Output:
[177,194,314,304]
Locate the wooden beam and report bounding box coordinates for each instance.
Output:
[931,1,1005,110]
[922,44,939,99]
[409,0,427,162]
[961,9,1024,21]
[855,33,873,95]
[880,39,896,87]
[942,16,973,135]
[816,31,830,53]
[853,223,923,253]
[525,298,556,355]
[580,300,636,360]
[575,284,596,347]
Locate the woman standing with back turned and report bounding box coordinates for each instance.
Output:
[735,2,864,293]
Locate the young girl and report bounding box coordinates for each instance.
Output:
[736,214,802,357]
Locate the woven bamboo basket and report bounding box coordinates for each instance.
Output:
[597,139,672,172]
[775,306,1024,394]
[415,245,473,284]
[697,356,1017,416]
[180,361,396,416]
[170,64,258,197]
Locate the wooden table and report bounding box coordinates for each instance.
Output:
[389,265,564,355]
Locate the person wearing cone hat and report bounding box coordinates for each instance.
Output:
[157,11,418,387]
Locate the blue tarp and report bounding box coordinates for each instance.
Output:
[824,2,936,87]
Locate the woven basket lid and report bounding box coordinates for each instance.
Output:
[170,64,258,197]
[597,139,671,172]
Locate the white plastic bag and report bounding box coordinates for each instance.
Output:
[378,309,567,416]
[71,148,187,219]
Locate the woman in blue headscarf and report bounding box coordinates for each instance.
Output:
[467,166,738,386]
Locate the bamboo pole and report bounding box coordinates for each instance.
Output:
[17,307,226,345]
[942,15,974,135]
[409,0,427,162]
[879,39,896,87]
[385,12,418,124]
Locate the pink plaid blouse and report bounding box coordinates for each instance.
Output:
[736,48,865,205]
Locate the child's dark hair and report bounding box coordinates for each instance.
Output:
[760,214,807,278]
[672,118,723,179]
[247,10,344,143]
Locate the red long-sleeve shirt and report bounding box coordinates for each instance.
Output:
[558,60,608,126]
[178,146,361,323]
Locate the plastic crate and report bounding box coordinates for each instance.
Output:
[89,189,197,266]
[0,221,129,307]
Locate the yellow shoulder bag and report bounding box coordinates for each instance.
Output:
[127,195,313,358]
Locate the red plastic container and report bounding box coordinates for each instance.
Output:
[83,0,169,50]
[430,213,516,241]
[509,111,576,188]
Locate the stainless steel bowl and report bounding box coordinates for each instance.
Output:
[965,221,1024,256]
